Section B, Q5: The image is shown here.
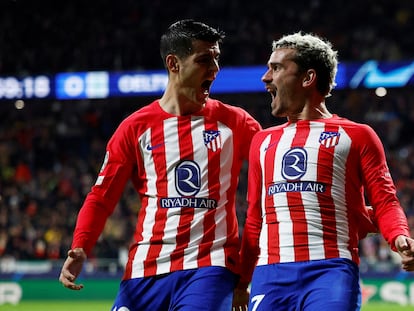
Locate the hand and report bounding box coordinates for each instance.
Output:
[59,248,87,290]
[232,288,250,311]
[395,235,414,271]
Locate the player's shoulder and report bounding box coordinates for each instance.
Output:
[205,98,261,127]
[110,100,160,138]
[207,98,250,115]
[119,100,160,125]
[330,115,381,147]
[257,122,287,134]
[331,115,373,132]
[250,123,286,143]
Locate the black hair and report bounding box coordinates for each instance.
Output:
[160,19,225,68]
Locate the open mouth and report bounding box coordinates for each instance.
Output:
[266,86,277,100]
[201,80,213,95]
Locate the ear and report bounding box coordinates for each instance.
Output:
[166,55,179,72]
[302,69,316,88]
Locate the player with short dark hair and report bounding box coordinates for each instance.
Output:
[59,19,261,311]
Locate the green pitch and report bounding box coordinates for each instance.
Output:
[0,300,113,311]
[362,303,414,311]
[0,301,412,310]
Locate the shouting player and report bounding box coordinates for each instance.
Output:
[59,19,261,311]
[233,32,414,311]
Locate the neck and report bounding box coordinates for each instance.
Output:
[289,101,332,122]
[159,86,205,116]
[313,104,333,119]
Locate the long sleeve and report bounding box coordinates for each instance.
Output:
[238,132,264,289]
[358,124,410,250]
[71,123,135,255]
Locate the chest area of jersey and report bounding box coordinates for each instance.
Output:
[262,125,351,194]
[141,117,233,157]
[138,117,235,196]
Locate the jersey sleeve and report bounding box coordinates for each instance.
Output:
[71,120,136,255]
[231,106,262,161]
[358,124,410,250]
[237,132,264,289]
[243,112,262,158]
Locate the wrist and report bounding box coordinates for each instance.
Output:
[236,281,250,291]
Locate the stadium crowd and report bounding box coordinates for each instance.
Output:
[1,0,414,75]
[1,0,414,275]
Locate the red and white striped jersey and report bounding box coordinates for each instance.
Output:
[71,99,261,279]
[239,115,409,287]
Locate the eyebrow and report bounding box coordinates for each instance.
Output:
[269,56,297,66]
[268,61,282,68]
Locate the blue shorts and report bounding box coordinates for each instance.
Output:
[111,266,236,311]
[248,258,361,311]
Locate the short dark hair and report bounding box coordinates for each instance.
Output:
[160,19,225,67]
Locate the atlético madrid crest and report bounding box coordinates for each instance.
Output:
[203,130,222,151]
[319,131,340,148]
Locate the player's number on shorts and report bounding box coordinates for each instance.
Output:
[251,294,265,311]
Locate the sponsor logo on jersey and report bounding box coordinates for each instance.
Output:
[281,147,307,180]
[268,181,325,195]
[264,141,278,151]
[319,131,340,148]
[175,160,201,196]
[160,160,218,208]
[160,197,217,209]
[267,147,325,195]
[146,142,165,151]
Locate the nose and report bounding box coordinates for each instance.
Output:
[210,58,220,72]
[261,68,272,83]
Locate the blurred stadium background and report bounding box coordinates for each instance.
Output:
[1,0,414,307]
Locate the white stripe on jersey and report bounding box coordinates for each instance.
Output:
[158,118,182,274]
[132,126,157,278]
[211,122,233,266]
[273,125,296,263]
[333,126,351,259]
[258,134,271,264]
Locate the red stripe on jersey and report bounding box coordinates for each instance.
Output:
[170,117,195,271]
[143,124,168,276]
[316,124,340,258]
[289,122,310,261]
